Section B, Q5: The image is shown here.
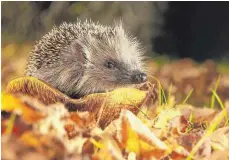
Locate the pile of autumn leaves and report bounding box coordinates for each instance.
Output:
[2,81,229,160]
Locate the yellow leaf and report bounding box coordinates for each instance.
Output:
[1,92,45,123]
[154,108,181,129]
[93,139,124,160]
[83,88,148,128]
[20,131,41,148]
[6,76,148,128]
[90,138,104,149]
[107,88,147,106]
[2,92,24,112]
[122,118,140,154]
[120,109,170,155]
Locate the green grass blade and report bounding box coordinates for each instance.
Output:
[148,75,167,108]
[211,89,228,122]
[160,84,167,106]
[211,75,221,109]
[182,88,193,104]
[189,112,193,123]
[5,113,16,135]
[211,89,225,110]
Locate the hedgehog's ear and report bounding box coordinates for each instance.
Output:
[68,40,88,63]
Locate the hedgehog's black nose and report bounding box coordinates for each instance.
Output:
[132,72,147,83]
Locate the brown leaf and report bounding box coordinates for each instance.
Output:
[7,77,150,128]
[1,134,49,160]
[7,76,69,105]
[177,129,204,151]
[20,131,66,159]
[180,105,218,123]
[64,123,80,139]
[69,112,96,129]
[82,139,95,155]
[168,116,190,135]
[169,146,189,159]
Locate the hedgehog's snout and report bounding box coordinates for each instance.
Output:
[132,72,147,84]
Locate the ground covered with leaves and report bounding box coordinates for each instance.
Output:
[2,43,229,160]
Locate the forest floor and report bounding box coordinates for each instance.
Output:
[2,43,229,160]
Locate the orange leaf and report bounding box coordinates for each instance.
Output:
[20,131,41,149]
[7,77,150,128]
[2,92,46,123]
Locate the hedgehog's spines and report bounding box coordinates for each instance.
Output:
[26,19,145,97]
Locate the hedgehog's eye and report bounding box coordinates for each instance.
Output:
[105,61,116,69]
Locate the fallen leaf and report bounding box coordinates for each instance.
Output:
[69,112,96,129]
[154,108,181,130]
[92,138,124,160]
[177,129,204,151]
[168,115,189,135]
[2,92,46,123]
[114,109,170,159]
[210,127,229,150]
[180,105,218,123]
[6,76,69,105]
[7,77,150,128]
[20,131,66,159]
[20,131,41,149]
[208,149,229,160]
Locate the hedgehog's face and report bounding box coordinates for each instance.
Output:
[82,51,147,94]
[77,23,147,94]
[101,57,147,85]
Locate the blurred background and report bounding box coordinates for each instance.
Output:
[2,1,229,60]
[1,1,229,106]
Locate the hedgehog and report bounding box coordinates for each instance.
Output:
[26,19,147,98]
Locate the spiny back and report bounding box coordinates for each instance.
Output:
[25,20,146,97]
[26,20,116,76]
